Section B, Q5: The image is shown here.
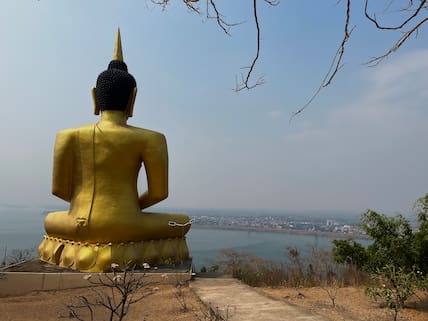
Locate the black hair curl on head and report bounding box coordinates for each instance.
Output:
[108,60,128,72]
[95,60,136,112]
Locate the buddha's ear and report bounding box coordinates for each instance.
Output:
[125,87,137,118]
[91,87,100,115]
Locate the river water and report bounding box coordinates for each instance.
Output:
[0,206,367,269]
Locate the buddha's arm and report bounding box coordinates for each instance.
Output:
[52,130,74,202]
[139,133,168,210]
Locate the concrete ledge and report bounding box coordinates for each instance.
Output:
[0,271,192,297]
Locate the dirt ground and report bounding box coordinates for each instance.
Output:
[0,284,211,321]
[1,281,428,320]
[260,286,428,321]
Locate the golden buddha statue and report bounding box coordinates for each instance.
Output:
[38,29,191,272]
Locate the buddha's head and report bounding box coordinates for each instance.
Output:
[92,29,137,117]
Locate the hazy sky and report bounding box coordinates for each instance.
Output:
[0,1,427,215]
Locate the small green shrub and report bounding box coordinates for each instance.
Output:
[365,264,419,321]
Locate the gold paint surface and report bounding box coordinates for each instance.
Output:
[40,110,191,270]
[38,30,191,271]
[44,111,191,243]
[112,28,123,61]
[38,236,189,272]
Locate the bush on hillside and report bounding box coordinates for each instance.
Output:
[332,193,428,276]
[332,193,428,320]
[217,248,368,288]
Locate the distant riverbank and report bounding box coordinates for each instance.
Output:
[192,224,368,240]
[0,207,370,269]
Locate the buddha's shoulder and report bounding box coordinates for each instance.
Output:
[127,126,166,141]
[55,124,166,144]
[55,124,96,139]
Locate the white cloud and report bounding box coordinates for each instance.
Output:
[372,49,428,88]
[175,49,428,213]
[366,49,428,105]
[280,49,428,213]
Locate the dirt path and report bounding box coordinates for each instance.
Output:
[1,276,427,321]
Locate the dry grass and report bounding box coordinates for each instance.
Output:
[1,281,428,321]
[260,286,428,321]
[0,284,210,321]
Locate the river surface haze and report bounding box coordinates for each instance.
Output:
[0,206,367,269]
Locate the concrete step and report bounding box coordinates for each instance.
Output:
[191,278,330,321]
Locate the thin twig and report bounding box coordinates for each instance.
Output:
[364,0,427,30]
[366,16,428,66]
[235,0,279,91]
[206,0,242,35]
[290,0,353,121]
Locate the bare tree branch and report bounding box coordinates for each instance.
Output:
[183,0,200,14]
[363,0,428,65]
[291,0,353,121]
[67,264,155,321]
[366,16,428,66]
[323,0,353,88]
[364,0,427,30]
[150,0,427,119]
[206,0,242,35]
[235,0,279,91]
[152,0,278,91]
[235,0,263,91]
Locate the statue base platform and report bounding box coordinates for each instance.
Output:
[38,235,190,272]
[1,258,193,297]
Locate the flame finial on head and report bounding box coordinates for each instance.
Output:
[112,28,123,61]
